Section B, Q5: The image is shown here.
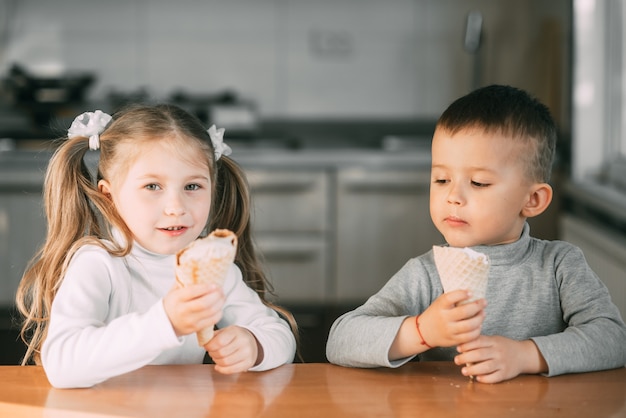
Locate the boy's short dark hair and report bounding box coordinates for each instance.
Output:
[436,84,557,183]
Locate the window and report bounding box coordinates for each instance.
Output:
[569,0,626,227]
[572,0,625,187]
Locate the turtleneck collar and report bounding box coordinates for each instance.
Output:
[110,227,174,262]
[130,240,174,262]
[467,222,532,267]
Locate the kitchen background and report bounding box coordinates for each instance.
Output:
[1,0,624,364]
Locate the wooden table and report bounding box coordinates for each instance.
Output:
[0,362,624,417]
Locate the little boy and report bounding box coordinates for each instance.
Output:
[326,85,626,383]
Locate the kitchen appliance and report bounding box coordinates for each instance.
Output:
[169,89,259,139]
[4,64,94,105]
[2,64,95,132]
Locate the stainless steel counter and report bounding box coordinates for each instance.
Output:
[0,145,431,171]
[0,147,432,191]
[232,148,431,169]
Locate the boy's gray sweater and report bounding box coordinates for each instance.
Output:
[326,224,626,376]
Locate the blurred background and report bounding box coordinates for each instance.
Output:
[1,0,624,363]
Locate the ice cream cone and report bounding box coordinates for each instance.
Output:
[433,245,489,381]
[176,229,238,345]
[432,245,489,304]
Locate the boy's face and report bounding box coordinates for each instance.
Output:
[430,127,536,247]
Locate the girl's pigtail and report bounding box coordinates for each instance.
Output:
[209,156,301,357]
[209,156,267,297]
[15,136,108,365]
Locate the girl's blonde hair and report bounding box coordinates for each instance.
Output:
[15,103,299,365]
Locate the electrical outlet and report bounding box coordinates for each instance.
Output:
[308,29,354,58]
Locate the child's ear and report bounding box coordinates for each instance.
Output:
[521,183,553,218]
[98,179,112,199]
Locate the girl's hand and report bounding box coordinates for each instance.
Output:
[163,283,225,337]
[454,336,548,383]
[419,289,487,348]
[204,326,262,374]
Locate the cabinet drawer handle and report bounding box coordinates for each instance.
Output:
[261,249,319,262]
[342,181,429,193]
[251,180,317,193]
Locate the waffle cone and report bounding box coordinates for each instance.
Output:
[433,246,489,304]
[176,229,238,345]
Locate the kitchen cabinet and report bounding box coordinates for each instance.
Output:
[0,192,45,306]
[0,153,47,364]
[0,153,48,307]
[335,167,442,303]
[244,162,439,362]
[247,170,329,233]
[246,169,331,304]
[243,158,440,305]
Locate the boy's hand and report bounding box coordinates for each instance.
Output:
[204,326,262,374]
[389,289,486,361]
[163,283,225,337]
[420,289,487,348]
[454,336,548,383]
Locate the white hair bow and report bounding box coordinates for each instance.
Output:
[207,124,232,160]
[68,110,112,150]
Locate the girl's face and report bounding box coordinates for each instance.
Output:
[429,127,535,248]
[99,140,212,255]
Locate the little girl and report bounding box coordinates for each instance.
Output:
[15,104,298,388]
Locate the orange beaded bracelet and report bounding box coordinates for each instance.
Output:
[415,315,432,348]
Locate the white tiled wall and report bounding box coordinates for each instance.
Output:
[1,0,570,120]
